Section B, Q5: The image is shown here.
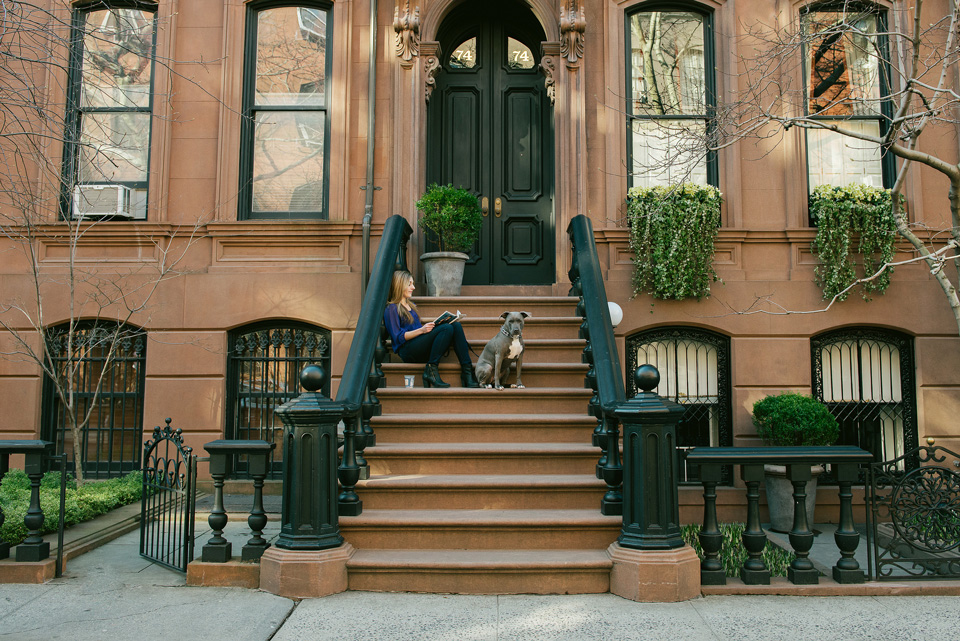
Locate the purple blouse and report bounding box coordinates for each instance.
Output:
[384,303,422,353]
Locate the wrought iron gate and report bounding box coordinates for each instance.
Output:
[140,419,197,572]
[866,442,960,580]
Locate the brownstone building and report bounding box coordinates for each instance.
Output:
[1,0,958,594]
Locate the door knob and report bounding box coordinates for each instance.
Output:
[481,196,489,217]
[495,197,502,217]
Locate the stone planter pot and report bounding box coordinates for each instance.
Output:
[763,464,824,533]
[420,251,468,296]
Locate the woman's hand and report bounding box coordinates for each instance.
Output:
[420,322,436,335]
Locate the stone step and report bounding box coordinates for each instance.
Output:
[455,316,581,341]
[369,413,597,443]
[346,548,612,594]
[412,295,579,318]
[356,474,605,510]
[381,362,589,388]
[365,443,599,476]
[375,387,595,414]
[339,509,621,550]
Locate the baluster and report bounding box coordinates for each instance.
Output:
[0,452,8,560]
[699,463,725,584]
[832,462,865,583]
[202,457,231,563]
[786,463,818,584]
[16,447,50,563]
[600,415,622,516]
[740,463,770,584]
[241,446,272,561]
[338,415,363,516]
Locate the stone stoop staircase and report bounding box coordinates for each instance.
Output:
[342,294,622,594]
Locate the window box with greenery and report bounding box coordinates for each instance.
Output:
[752,392,840,532]
[626,182,722,301]
[811,184,898,301]
[416,183,483,296]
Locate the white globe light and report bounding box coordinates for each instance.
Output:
[607,302,623,328]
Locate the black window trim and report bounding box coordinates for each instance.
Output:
[238,0,334,221]
[624,0,719,189]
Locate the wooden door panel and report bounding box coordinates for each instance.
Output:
[502,88,542,200]
[442,89,483,194]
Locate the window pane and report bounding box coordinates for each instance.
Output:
[630,118,708,187]
[252,111,325,213]
[449,37,477,69]
[806,119,883,190]
[507,38,535,69]
[79,112,150,182]
[804,11,881,116]
[256,7,327,107]
[629,11,705,116]
[81,9,154,109]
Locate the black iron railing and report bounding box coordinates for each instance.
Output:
[685,446,874,586]
[334,214,412,515]
[567,215,626,516]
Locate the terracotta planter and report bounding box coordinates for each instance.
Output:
[763,464,824,533]
[420,251,468,296]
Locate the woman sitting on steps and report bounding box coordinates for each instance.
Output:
[383,270,480,388]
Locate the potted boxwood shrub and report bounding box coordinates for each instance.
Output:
[752,393,840,532]
[416,183,483,296]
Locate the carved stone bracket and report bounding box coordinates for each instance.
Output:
[424,53,441,102]
[559,0,585,66]
[394,0,420,67]
[540,56,556,105]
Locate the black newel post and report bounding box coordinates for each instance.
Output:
[242,443,275,560]
[274,365,345,550]
[615,365,685,549]
[17,444,52,562]
[832,462,865,583]
[202,449,232,562]
[786,463,818,584]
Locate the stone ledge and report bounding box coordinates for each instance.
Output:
[608,542,701,602]
[701,576,960,596]
[186,558,261,588]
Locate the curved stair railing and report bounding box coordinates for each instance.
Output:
[567,215,626,516]
[335,214,412,515]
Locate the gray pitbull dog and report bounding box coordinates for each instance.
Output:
[475,311,530,390]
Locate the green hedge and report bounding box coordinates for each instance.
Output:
[681,522,796,577]
[0,470,142,546]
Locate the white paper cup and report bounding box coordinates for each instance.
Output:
[404,375,415,388]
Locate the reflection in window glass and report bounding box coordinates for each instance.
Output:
[627,10,711,189]
[68,8,156,218]
[449,37,477,69]
[802,9,887,191]
[244,4,330,218]
[507,38,535,69]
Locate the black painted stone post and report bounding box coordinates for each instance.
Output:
[0,450,9,560]
[615,365,686,549]
[202,443,233,563]
[17,443,52,562]
[274,365,345,550]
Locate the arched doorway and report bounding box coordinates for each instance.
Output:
[427,0,555,286]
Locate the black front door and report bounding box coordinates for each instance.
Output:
[427,0,555,286]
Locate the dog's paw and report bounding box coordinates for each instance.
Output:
[512,383,525,389]
[482,384,494,389]
[495,385,505,390]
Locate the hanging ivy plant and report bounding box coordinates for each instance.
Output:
[626,183,722,300]
[810,184,898,301]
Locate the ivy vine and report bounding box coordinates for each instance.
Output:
[626,183,722,301]
[810,184,898,301]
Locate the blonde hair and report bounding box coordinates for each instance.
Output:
[388,270,416,324]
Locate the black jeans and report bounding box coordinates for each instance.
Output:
[397,322,471,366]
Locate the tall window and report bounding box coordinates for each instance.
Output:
[41,322,146,479]
[63,5,157,220]
[626,327,732,483]
[240,3,332,220]
[802,6,894,193]
[226,322,331,477]
[626,6,715,188]
[812,328,918,475]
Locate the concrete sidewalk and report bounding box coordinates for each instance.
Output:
[2,526,960,641]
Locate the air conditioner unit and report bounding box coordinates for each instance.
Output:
[72,184,138,219]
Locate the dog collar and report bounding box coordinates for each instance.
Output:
[500,327,517,338]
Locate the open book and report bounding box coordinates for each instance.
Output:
[433,310,464,325]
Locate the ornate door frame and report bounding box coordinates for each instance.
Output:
[390,0,587,287]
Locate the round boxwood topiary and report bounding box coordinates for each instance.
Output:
[416,183,483,254]
[751,393,839,447]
